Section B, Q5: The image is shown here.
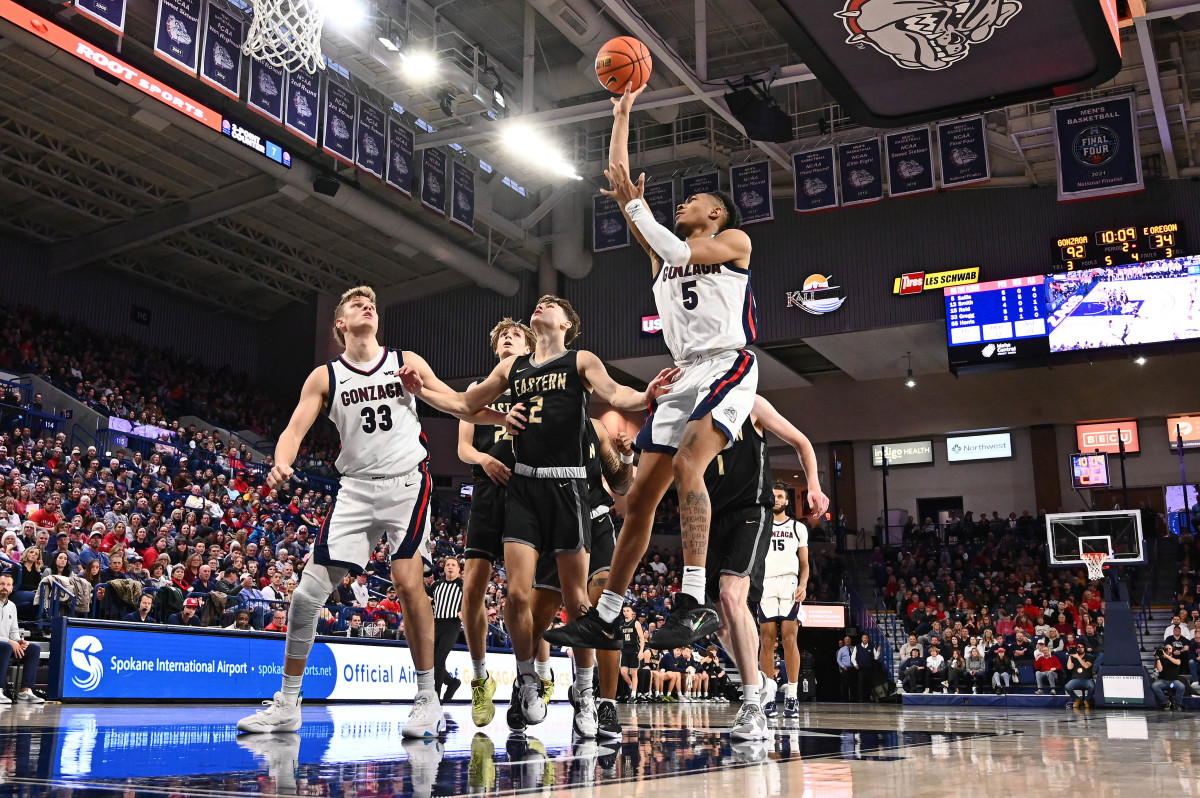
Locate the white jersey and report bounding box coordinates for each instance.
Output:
[652,256,757,363]
[325,347,426,479]
[763,517,807,580]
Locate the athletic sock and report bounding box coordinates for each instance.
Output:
[597,590,624,624]
[535,659,552,680]
[281,674,303,702]
[517,658,537,678]
[681,566,707,603]
[416,669,435,694]
[574,666,594,693]
[472,659,488,680]
[786,682,798,699]
[599,697,616,709]
[742,671,761,706]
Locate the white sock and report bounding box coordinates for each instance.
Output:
[597,590,624,624]
[681,566,706,602]
[575,666,594,693]
[600,697,616,708]
[786,682,798,699]
[743,683,761,706]
[535,659,552,680]
[517,658,537,678]
[281,674,303,701]
[416,669,435,694]
[472,658,488,680]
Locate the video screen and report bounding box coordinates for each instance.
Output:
[459,483,473,500]
[1071,453,1110,488]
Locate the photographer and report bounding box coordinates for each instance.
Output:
[1151,643,1188,711]
[1064,644,1095,709]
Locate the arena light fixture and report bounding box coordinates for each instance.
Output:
[401,49,438,83]
[501,122,582,181]
[903,351,916,389]
[319,0,368,29]
[1134,355,1147,366]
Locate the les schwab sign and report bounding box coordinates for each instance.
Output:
[894,267,980,295]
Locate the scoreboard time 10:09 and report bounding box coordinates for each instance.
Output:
[1053,222,1185,270]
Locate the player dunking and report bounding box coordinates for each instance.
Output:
[237,287,504,738]
[546,84,759,654]
[756,482,810,720]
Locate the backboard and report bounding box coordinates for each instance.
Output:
[1046,510,1144,568]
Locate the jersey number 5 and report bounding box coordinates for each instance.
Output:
[360,405,393,433]
[682,280,699,310]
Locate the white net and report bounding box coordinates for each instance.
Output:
[1082,552,1110,581]
[242,0,327,75]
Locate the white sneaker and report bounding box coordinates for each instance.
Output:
[15,690,44,704]
[403,691,447,738]
[238,692,302,733]
[0,692,12,705]
[759,672,777,711]
[517,673,547,726]
[732,701,770,741]
[237,732,300,793]
[570,685,599,738]
[401,737,445,798]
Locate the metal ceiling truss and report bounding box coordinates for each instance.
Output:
[106,256,244,310]
[154,235,313,302]
[0,213,58,242]
[205,218,389,289]
[242,208,410,283]
[0,140,155,218]
[0,166,121,223]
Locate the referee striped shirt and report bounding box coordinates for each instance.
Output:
[431,577,464,620]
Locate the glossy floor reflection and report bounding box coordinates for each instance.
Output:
[1,701,1198,797]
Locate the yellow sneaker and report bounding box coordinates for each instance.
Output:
[540,668,555,703]
[468,732,495,791]
[472,674,497,727]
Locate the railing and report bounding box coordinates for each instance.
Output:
[846,583,894,678]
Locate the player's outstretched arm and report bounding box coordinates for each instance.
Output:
[751,395,829,521]
[608,83,644,172]
[457,386,511,486]
[400,351,511,420]
[269,366,328,490]
[576,350,679,412]
[592,418,634,496]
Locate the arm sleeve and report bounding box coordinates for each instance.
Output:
[625,200,691,267]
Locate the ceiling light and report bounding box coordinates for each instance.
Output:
[493,90,506,108]
[402,50,438,83]
[500,122,582,181]
[377,34,401,52]
[1134,355,1147,366]
[320,0,367,29]
[903,351,916,388]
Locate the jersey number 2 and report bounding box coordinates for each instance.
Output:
[681,280,699,310]
[360,405,393,433]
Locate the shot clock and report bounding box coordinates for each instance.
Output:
[1053,222,1185,270]
[1070,453,1110,489]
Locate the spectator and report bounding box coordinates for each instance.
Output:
[265,609,288,633]
[123,594,157,624]
[836,636,856,701]
[947,649,969,694]
[991,647,1018,694]
[899,646,927,693]
[167,598,203,627]
[0,573,45,703]
[335,574,355,606]
[1033,641,1063,694]
[1152,641,1188,711]
[852,634,881,702]
[962,647,987,694]
[190,564,218,595]
[226,609,253,631]
[1164,614,1195,641]
[1064,644,1096,709]
[344,613,365,637]
[13,547,44,614]
[350,573,371,606]
[926,646,947,694]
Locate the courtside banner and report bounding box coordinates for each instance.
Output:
[682,171,720,199]
[322,79,356,166]
[793,148,838,213]
[644,180,676,228]
[0,0,221,131]
[199,2,243,100]
[731,161,773,225]
[938,116,990,187]
[450,160,475,231]
[1054,94,1143,201]
[284,69,320,145]
[355,97,386,179]
[75,0,126,34]
[153,0,201,74]
[385,118,414,197]
[592,194,629,253]
[247,57,284,124]
[421,147,446,215]
[838,138,883,206]
[885,127,935,197]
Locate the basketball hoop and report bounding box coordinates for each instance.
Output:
[1082,552,1110,581]
[242,0,326,75]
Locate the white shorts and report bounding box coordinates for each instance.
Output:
[635,349,758,454]
[314,468,432,575]
[756,574,800,622]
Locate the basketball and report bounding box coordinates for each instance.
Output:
[595,36,652,94]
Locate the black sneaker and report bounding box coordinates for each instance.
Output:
[443,676,462,702]
[648,593,721,649]
[597,700,622,739]
[506,682,527,731]
[542,607,623,650]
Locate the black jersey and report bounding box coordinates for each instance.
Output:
[585,421,613,511]
[470,390,516,480]
[621,619,639,650]
[509,351,590,473]
[705,417,772,514]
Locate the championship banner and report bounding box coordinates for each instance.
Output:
[838,138,883,206]
[421,147,446,215]
[284,69,320,145]
[322,79,356,166]
[75,0,126,33]
[246,57,284,124]
[1054,94,1143,201]
[385,118,414,197]
[593,194,629,253]
[450,161,475,231]
[682,171,720,199]
[730,161,773,225]
[355,98,386,179]
[644,180,676,228]
[893,267,980,295]
[938,117,990,187]
[153,0,201,73]
[885,127,935,197]
[199,2,243,100]
[793,147,838,213]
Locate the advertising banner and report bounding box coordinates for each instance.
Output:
[946,432,1013,462]
[1168,415,1200,450]
[1076,420,1140,454]
[938,116,990,187]
[871,441,933,467]
[730,161,773,224]
[1054,95,1143,201]
[793,148,838,213]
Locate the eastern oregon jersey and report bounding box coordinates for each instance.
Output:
[621,619,639,650]
[470,390,516,479]
[651,255,757,363]
[325,348,426,478]
[764,517,808,580]
[584,421,613,511]
[705,416,772,516]
[508,351,590,472]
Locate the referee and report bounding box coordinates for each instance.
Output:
[430,557,465,701]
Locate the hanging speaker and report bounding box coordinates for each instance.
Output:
[748,0,1123,127]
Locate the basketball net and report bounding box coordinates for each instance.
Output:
[1082,552,1110,582]
[242,0,326,75]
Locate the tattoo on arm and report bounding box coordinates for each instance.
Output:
[599,449,634,494]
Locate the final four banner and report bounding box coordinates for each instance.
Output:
[644,181,676,228]
[885,127,935,197]
[682,172,720,199]
[421,148,446,215]
[1053,94,1143,202]
[246,58,284,124]
[356,98,386,179]
[199,3,243,100]
[838,138,884,207]
[451,161,475,231]
[284,69,320,145]
[153,0,201,73]
[593,195,629,253]
[385,118,414,197]
[937,117,990,188]
[322,79,356,166]
[730,162,773,225]
[793,148,838,213]
[75,0,126,33]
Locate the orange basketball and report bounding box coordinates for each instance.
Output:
[596,36,652,94]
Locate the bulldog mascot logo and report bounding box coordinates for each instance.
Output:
[837,0,1023,71]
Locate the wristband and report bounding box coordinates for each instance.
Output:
[619,452,634,464]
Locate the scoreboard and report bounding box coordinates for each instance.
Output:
[945,276,1050,368]
[1052,222,1185,270]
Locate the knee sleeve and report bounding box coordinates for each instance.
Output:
[285,563,345,660]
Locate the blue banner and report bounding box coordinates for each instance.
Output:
[385,118,414,197]
[75,0,126,33]
[682,171,720,200]
[793,148,838,213]
[322,80,356,165]
[592,194,628,253]
[246,58,284,124]
[284,69,320,145]
[199,3,243,100]
[1054,94,1143,201]
[356,98,386,179]
[451,160,475,231]
[153,0,201,73]
[885,127,935,198]
[730,161,773,225]
[421,148,446,215]
[644,180,676,228]
[937,117,990,188]
[838,138,884,207]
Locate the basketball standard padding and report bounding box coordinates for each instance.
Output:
[747,0,1123,127]
[596,36,653,94]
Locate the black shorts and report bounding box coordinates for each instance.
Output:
[465,477,505,561]
[705,504,771,603]
[621,648,640,669]
[532,509,612,591]
[504,474,590,556]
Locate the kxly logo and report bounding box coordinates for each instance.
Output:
[787,274,846,316]
[71,635,104,691]
[837,0,1023,71]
